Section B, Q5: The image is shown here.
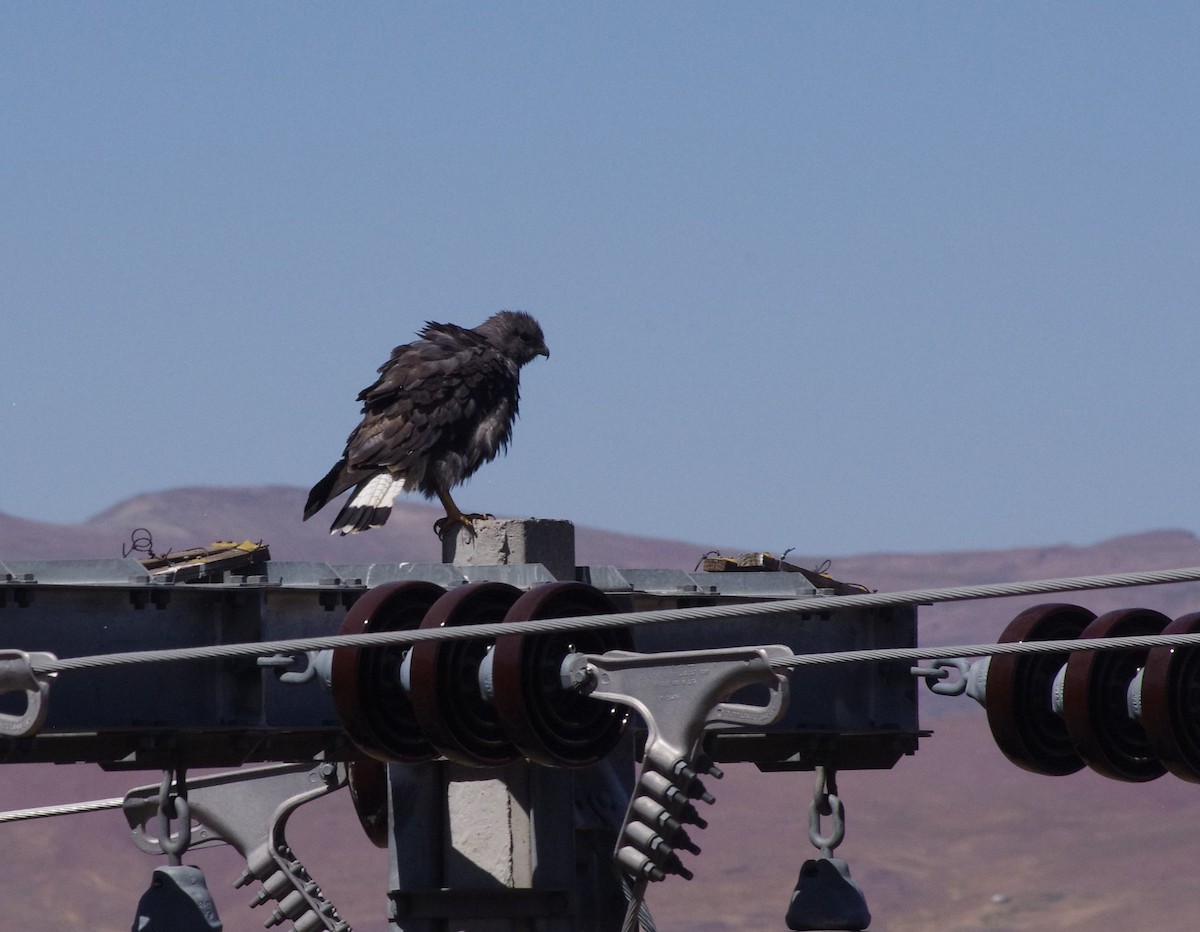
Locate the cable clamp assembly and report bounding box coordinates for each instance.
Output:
[563,645,791,885]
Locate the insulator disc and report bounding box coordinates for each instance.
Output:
[491,582,633,768]
[1063,608,1169,783]
[331,581,446,763]
[347,759,390,848]
[1140,612,1200,783]
[985,603,1095,776]
[408,582,524,767]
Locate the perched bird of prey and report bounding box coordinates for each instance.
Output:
[304,311,549,536]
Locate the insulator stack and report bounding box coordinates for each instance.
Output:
[330,580,447,763]
[329,581,632,768]
[1141,611,1200,782]
[983,603,1200,783]
[491,582,632,767]
[408,581,526,766]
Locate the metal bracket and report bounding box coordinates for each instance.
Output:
[123,761,351,931]
[565,644,791,884]
[569,644,792,759]
[0,649,57,738]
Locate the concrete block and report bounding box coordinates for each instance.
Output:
[441,518,576,581]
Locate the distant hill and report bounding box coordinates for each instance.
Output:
[0,484,725,570]
[6,484,1200,646]
[4,486,1200,930]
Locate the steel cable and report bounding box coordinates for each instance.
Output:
[0,796,124,824]
[774,630,1200,669]
[26,565,1200,676]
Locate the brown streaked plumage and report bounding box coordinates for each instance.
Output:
[304,311,548,536]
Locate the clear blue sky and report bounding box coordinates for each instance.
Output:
[2,3,1197,557]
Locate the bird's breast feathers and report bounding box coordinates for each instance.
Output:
[470,398,518,460]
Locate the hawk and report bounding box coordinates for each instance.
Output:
[304,310,549,536]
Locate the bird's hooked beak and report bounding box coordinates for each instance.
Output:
[537,343,550,360]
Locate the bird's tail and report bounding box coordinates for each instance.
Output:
[304,460,348,521]
[328,473,403,535]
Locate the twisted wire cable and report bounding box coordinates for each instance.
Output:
[0,796,124,824]
[26,565,1200,676]
[773,630,1200,670]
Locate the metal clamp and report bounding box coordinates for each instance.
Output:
[0,650,57,738]
[124,761,351,931]
[566,644,791,885]
[566,644,792,759]
[911,657,989,703]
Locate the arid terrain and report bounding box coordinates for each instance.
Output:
[3,486,1200,930]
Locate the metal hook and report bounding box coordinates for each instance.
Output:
[156,768,192,865]
[256,651,319,684]
[911,658,971,696]
[808,767,845,858]
[0,650,57,738]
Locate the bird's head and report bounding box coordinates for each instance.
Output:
[478,310,550,365]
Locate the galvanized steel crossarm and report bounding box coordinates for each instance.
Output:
[28,565,1200,676]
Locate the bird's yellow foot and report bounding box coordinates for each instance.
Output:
[433,512,495,540]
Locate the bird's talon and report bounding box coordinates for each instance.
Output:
[434,513,491,540]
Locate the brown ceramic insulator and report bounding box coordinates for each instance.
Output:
[1062,608,1169,783]
[347,759,390,848]
[491,582,633,768]
[330,580,445,763]
[407,582,523,767]
[1140,611,1200,783]
[985,603,1095,776]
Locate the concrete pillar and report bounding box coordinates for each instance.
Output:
[390,518,622,932]
[441,518,577,582]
